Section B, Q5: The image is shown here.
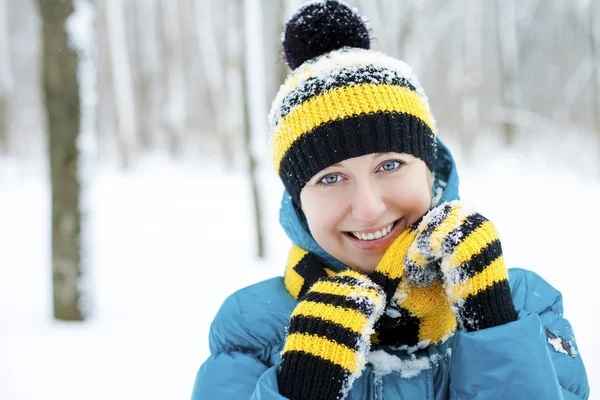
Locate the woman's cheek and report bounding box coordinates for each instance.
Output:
[392,184,431,221]
[304,195,344,236]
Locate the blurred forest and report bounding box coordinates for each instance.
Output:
[2,0,600,320]
[1,0,599,168]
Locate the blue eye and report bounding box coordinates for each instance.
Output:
[380,161,401,172]
[319,174,341,185]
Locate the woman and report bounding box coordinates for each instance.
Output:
[191,1,589,399]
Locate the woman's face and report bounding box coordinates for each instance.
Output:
[300,152,432,274]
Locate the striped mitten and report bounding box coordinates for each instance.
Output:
[278,270,386,400]
[370,227,458,347]
[405,201,518,332]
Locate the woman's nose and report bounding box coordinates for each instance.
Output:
[351,183,386,223]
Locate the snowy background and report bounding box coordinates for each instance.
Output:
[1,0,599,398]
[1,139,598,399]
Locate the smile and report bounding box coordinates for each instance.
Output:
[343,219,404,250]
[350,222,395,241]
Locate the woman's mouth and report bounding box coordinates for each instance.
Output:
[350,222,394,241]
[343,218,404,250]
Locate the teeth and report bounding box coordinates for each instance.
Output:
[352,222,394,241]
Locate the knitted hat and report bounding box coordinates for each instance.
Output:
[269,0,438,207]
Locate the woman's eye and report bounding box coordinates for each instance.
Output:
[380,161,401,172]
[319,174,341,185]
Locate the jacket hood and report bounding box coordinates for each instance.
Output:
[279,137,460,271]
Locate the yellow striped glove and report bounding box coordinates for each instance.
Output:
[405,201,518,332]
[278,270,386,400]
[369,227,457,347]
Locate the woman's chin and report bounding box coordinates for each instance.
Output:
[344,257,380,275]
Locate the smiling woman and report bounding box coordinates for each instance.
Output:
[191,1,589,400]
[300,153,432,273]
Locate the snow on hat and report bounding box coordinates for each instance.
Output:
[269,0,438,207]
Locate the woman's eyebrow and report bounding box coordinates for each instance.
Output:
[373,152,394,159]
[330,153,397,168]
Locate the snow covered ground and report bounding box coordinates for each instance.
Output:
[1,145,598,399]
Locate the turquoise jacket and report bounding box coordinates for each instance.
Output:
[192,140,589,399]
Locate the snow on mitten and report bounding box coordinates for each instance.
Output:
[278,270,386,400]
[369,227,457,347]
[405,201,518,332]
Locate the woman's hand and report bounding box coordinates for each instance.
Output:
[278,270,385,400]
[404,201,517,331]
[370,227,457,347]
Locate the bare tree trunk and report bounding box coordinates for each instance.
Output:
[0,0,13,153]
[179,0,204,132]
[402,0,423,75]
[262,0,287,103]
[160,0,187,156]
[104,0,137,168]
[283,0,303,20]
[0,98,8,154]
[377,0,402,58]
[460,0,483,155]
[358,0,388,51]
[275,0,289,86]
[36,0,84,321]
[194,0,234,168]
[590,0,600,148]
[241,63,265,259]
[496,0,521,145]
[133,0,160,150]
[242,0,265,258]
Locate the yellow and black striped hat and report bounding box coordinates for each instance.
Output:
[269,0,438,207]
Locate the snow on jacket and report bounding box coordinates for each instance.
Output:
[191,139,589,399]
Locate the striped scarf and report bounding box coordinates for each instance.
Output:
[283,241,458,349]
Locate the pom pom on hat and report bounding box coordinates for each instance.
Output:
[283,0,371,70]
